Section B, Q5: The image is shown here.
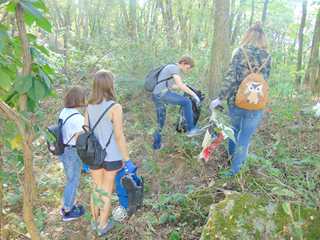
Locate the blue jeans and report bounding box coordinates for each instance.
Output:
[152,91,195,150]
[227,106,263,176]
[57,147,81,211]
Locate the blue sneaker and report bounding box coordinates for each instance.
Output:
[83,164,91,173]
[60,205,84,216]
[63,206,85,221]
[98,220,117,236]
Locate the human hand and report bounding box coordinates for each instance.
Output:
[209,98,221,111]
[192,94,201,106]
[125,159,135,173]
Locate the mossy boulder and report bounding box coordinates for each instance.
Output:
[200,192,320,240]
[180,188,215,226]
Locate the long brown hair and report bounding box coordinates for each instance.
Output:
[240,21,269,51]
[88,70,117,104]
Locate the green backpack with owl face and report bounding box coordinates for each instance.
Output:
[235,47,271,111]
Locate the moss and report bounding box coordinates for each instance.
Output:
[275,203,320,239]
[203,194,270,240]
[202,193,320,240]
[180,188,215,225]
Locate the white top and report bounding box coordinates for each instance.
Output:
[59,108,84,145]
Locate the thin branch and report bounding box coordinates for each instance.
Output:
[34,42,127,136]
[0,99,31,124]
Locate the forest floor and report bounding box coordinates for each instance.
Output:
[2,71,320,240]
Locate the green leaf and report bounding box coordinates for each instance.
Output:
[51,91,58,99]
[282,202,293,220]
[169,231,180,240]
[0,0,10,5]
[92,193,99,206]
[4,133,16,139]
[169,215,176,223]
[20,2,43,20]
[0,38,4,54]
[30,47,40,57]
[27,33,37,41]
[158,214,168,224]
[40,68,50,88]
[0,28,9,39]
[0,24,8,31]
[27,78,45,102]
[34,44,49,56]
[24,11,36,26]
[52,182,58,189]
[33,0,49,11]
[279,189,295,197]
[97,187,118,200]
[35,17,51,32]
[14,75,33,95]
[5,2,17,12]
[0,69,11,89]
[0,171,10,178]
[36,110,43,122]
[0,171,10,184]
[224,129,236,143]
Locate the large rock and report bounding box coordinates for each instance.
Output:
[200,192,319,240]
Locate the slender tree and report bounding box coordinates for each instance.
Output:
[309,7,320,94]
[295,0,307,89]
[231,0,247,46]
[249,0,254,26]
[261,0,269,26]
[14,3,41,239]
[209,0,230,99]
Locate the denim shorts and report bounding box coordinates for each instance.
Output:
[89,160,124,172]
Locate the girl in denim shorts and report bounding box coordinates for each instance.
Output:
[84,70,136,237]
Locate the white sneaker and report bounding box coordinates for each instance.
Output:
[153,144,164,152]
[186,128,205,137]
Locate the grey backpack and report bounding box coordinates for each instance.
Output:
[144,64,173,92]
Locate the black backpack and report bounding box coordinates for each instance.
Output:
[46,112,80,155]
[76,102,116,166]
[144,63,174,92]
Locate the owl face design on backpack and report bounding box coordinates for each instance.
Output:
[243,81,264,104]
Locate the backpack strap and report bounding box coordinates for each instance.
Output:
[259,54,271,72]
[241,47,253,73]
[103,130,114,150]
[61,112,80,145]
[90,102,117,131]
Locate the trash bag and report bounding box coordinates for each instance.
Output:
[176,84,205,133]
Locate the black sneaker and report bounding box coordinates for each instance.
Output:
[62,207,85,221]
[60,205,84,216]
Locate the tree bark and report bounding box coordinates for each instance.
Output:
[14,5,40,239]
[261,0,269,26]
[231,0,247,46]
[209,0,230,100]
[295,0,307,89]
[310,7,320,94]
[63,0,71,73]
[249,0,254,27]
[129,0,137,39]
[15,3,32,111]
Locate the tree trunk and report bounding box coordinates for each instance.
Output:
[261,0,269,26]
[249,0,254,26]
[229,0,236,35]
[129,0,137,39]
[15,4,31,111]
[310,7,320,94]
[0,148,2,239]
[295,0,307,89]
[159,0,175,48]
[14,3,41,240]
[64,0,71,73]
[209,0,230,100]
[231,0,247,46]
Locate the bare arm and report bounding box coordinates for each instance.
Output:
[108,104,130,161]
[173,74,195,96]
